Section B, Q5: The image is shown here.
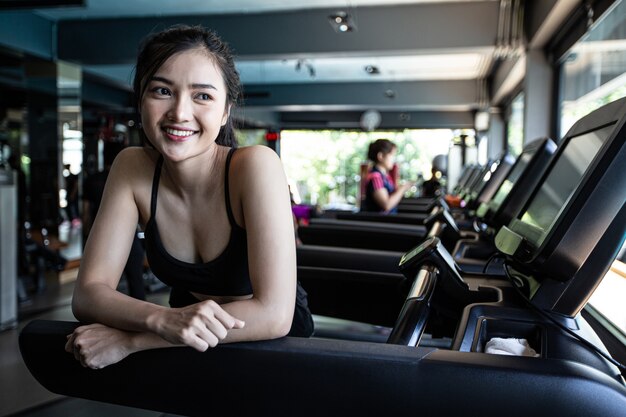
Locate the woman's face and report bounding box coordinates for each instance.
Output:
[140,48,230,162]
[378,148,397,171]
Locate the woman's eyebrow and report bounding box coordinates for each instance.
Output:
[191,83,217,90]
[149,76,217,91]
[149,76,173,85]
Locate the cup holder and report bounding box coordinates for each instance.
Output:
[472,318,545,357]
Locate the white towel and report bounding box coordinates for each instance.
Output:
[484,337,539,357]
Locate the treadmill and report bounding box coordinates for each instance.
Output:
[298,151,513,253]
[384,164,475,215]
[395,153,515,214]
[296,136,554,325]
[452,137,557,271]
[19,98,626,417]
[398,163,483,209]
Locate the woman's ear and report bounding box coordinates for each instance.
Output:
[376,151,384,163]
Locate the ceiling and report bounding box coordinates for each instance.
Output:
[33,0,488,19]
[1,0,580,128]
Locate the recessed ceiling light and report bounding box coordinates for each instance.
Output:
[328,11,356,33]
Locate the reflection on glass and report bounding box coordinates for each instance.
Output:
[559,0,626,137]
[520,125,613,246]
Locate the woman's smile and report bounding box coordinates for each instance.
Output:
[162,126,199,142]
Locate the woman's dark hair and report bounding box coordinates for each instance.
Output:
[367,139,396,163]
[133,25,241,147]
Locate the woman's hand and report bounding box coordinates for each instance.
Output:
[398,181,416,193]
[149,300,245,351]
[65,323,136,369]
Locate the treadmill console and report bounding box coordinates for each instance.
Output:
[399,236,467,291]
[496,123,614,271]
[495,97,626,316]
[423,206,459,232]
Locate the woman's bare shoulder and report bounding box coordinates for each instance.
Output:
[114,147,158,167]
[110,147,159,176]
[105,147,161,197]
[232,145,281,173]
[230,145,289,204]
[105,147,160,222]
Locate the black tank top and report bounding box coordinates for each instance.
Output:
[144,148,253,296]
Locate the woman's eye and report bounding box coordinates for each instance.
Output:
[152,87,171,96]
[196,93,212,101]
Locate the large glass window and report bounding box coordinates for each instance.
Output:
[507,92,524,157]
[559,0,626,137]
[281,129,454,208]
[558,0,626,335]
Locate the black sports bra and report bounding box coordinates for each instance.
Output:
[144,148,253,296]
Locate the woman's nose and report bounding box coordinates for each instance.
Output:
[167,96,192,122]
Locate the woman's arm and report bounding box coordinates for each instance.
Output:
[213,145,297,342]
[68,146,291,368]
[372,181,414,212]
[72,148,163,329]
[71,149,243,353]
[66,303,243,369]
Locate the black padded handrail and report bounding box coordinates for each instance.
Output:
[297,244,403,272]
[297,266,407,326]
[337,212,428,225]
[20,320,626,417]
[299,219,427,252]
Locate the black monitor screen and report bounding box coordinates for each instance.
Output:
[490,152,533,211]
[518,124,614,247]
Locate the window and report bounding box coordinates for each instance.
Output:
[507,92,524,157]
[280,129,454,208]
[235,129,267,147]
[559,0,626,335]
[588,256,626,334]
[559,0,626,138]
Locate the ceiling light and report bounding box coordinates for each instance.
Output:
[328,11,356,33]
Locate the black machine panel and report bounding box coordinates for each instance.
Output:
[469,153,515,209]
[496,97,626,315]
[20,320,626,417]
[483,152,532,214]
[517,127,611,248]
[476,137,555,224]
[489,137,557,227]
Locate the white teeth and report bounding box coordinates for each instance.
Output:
[165,128,195,137]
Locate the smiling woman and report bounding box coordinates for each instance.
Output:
[64,25,313,370]
[139,49,230,162]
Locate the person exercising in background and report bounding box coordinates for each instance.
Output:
[421,166,442,198]
[361,139,414,213]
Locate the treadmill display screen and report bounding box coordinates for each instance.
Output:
[490,152,533,211]
[518,124,614,247]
